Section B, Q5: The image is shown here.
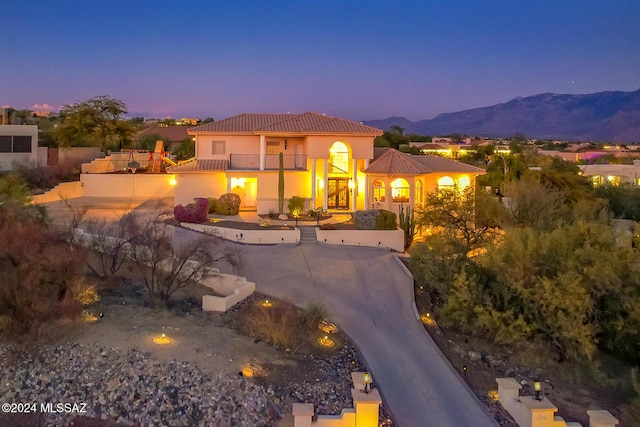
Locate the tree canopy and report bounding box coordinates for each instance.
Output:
[55,95,134,151]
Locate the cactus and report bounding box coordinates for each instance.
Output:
[399,205,416,250]
[278,152,285,213]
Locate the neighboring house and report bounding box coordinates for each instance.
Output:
[0,124,39,171]
[579,161,640,186]
[136,125,192,152]
[168,112,485,214]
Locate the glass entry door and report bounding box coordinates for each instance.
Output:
[327,178,349,209]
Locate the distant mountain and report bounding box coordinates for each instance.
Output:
[364,89,640,142]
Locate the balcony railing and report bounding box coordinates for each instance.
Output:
[229,154,307,170]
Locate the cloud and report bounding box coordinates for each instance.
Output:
[31,103,57,112]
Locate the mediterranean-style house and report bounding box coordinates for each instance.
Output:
[168,112,485,214]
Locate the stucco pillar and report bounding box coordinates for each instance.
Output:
[259,135,266,171]
[311,158,317,210]
[410,176,416,208]
[351,158,358,211]
[364,174,369,210]
[226,177,231,193]
[292,403,314,427]
[323,159,328,210]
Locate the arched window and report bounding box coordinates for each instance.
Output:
[373,180,386,202]
[438,176,455,190]
[329,141,349,174]
[391,178,410,203]
[415,180,423,206]
[458,176,470,190]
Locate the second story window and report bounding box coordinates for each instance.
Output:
[212,140,226,155]
[266,141,279,154]
[329,141,349,174]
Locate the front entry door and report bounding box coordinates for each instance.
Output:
[327,178,349,209]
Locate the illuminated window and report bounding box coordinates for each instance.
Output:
[391,178,410,203]
[458,176,470,190]
[329,141,349,173]
[415,180,423,205]
[438,176,455,189]
[373,180,386,202]
[211,140,225,155]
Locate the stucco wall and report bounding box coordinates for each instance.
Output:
[81,174,175,198]
[305,135,375,160]
[182,222,300,244]
[173,172,227,206]
[316,228,404,252]
[196,134,260,160]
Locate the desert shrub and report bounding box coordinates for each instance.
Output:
[245,303,306,352]
[307,209,316,217]
[208,197,218,214]
[354,209,380,230]
[622,368,640,426]
[288,196,306,215]
[375,209,397,230]
[217,193,241,215]
[302,302,329,331]
[0,215,89,338]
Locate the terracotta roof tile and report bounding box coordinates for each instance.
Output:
[188,112,382,135]
[366,149,485,175]
[166,159,229,172]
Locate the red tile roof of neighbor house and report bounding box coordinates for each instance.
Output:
[166,159,229,172]
[366,148,486,175]
[188,112,383,135]
[136,125,191,142]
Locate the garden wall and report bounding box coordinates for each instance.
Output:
[316,228,404,252]
[181,222,300,244]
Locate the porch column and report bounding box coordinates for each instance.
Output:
[351,158,358,211]
[226,176,231,193]
[259,135,266,171]
[311,158,317,209]
[385,177,391,211]
[364,174,369,210]
[323,159,328,210]
[410,176,416,208]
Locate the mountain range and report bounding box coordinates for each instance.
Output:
[363,89,640,142]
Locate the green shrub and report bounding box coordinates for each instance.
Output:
[216,193,241,215]
[288,196,306,215]
[208,198,218,214]
[375,209,397,230]
[307,209,316,217]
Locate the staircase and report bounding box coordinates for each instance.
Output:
[298,226,317,244]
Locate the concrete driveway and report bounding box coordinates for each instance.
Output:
[195,235,499,427]
[44,198,497,426]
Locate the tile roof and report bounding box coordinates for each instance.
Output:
[136,125,191,142]
[366,149,486,175]
[166,159,229,172]
[188,112,382,135]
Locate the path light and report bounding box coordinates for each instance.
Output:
[318,320,338,334]
[261,299,273,307]
[318,335,335,348]
[153,333,172,345]
[362,372,371,394]
[420,313,435,326]
[534,381,542,401]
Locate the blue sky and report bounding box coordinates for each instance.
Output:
[1,0,639,121]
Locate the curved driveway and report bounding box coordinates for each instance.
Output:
[195,233,499,427]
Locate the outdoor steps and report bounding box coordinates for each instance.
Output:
[298,226,317,243]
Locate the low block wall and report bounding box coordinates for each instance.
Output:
[316,228,404,252]
[181,222,300,244]
[32,181,84,203]
[201,274,255,312]
[81,174,175,198]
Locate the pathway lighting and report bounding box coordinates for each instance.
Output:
[153,333,173,345]
[362,372,371,394]
[534,381,542,401]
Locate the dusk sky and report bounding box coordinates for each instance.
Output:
[2,1,639,122]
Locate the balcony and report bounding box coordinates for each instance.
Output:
[229,154,307,170]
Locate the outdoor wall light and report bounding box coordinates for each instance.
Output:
[534,381,542,401]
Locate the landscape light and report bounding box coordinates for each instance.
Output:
[362,372,371,394]
[534,381,542,401]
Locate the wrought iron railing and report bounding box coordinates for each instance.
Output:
[229,154,306,170]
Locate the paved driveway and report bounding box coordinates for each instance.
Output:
[193,235,499,427]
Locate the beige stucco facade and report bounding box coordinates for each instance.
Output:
[0,125,39,170]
